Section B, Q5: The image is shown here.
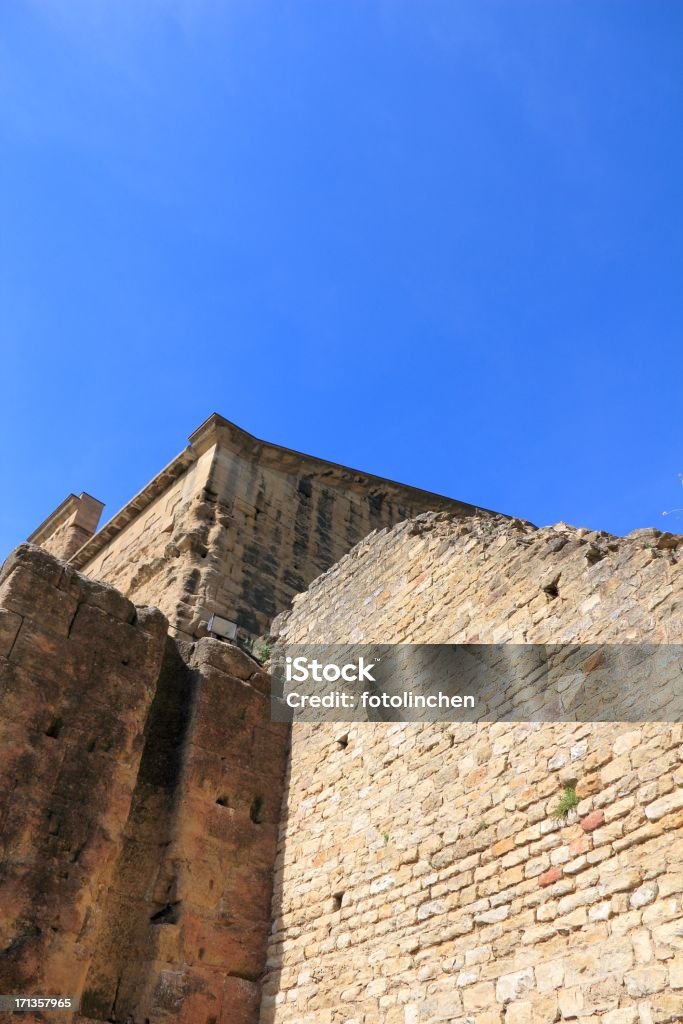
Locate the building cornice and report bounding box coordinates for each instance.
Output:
[69,413,498,569]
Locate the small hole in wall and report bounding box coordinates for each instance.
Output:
[121,657,130,666]
[45,718,63,740]
[542,577,560,600]
[216,795,230,808]
[149,902,179,925]
[332,892,344,911]
[585,546,605,567]
[198,947,205,960]
[250,794,264,824]
[336,734,349,750]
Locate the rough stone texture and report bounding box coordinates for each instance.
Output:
[27,493,104,561]
[274,513,683,645]
[262,514,683,1024]
[0,546,287,1024]
[60,415,490,639]
[0,544,167,1013]
[9,443,683,1024]
[80,639,288,1024]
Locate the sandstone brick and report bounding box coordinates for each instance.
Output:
[645,789,683,821]
[538,868,562,888]
[624,965,668,997]
[496,969,534,1003]
[581,810,605,832]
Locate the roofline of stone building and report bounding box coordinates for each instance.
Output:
[28,492,105,546]
[68,413,503,569]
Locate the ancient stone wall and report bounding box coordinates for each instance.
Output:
[70,417,479,640]
[80,638,288,1024]
[0,544,168,1011]
[0,546,287,1024]
[73,445,216,638]
[263,515,683,1024]
[274,513,682,645]
[27,494,104,562]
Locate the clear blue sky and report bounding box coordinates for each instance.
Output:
[1,1,682,555]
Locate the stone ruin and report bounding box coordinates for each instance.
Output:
[1,414,682,1024]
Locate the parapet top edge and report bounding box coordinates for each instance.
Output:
[69,413,507,570]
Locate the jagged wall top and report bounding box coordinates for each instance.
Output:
[274,511,683,644]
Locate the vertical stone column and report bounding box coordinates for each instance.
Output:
[80,638,289,1024]
[0,545,167,1014]
[128,640,288,1024]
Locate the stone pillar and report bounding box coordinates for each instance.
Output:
[80,639,289,1024]
[0,544,167,1016]
[27,493,105,561]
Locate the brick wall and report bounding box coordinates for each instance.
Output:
[262,514,683,1024]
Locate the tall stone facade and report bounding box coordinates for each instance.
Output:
[4,421,683,1024]
[0,545,287,1024]
[263,514,683,1024]
[30,415,488,639]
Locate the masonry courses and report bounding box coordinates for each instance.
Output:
[1,414,682,1024]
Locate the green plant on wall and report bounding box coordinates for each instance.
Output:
[553,784,579,821]
[248,638,272,663]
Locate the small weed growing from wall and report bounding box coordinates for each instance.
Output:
[475,820,489,834]
[553,784,579,821]
[249,640,271,664]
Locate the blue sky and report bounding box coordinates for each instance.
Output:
[1,0,682,555]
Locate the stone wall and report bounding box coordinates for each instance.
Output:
[0,545,287,1024]
[70,416,482,640]
[74,444,216,638]
[0,544,167,1011]
[26,493,104,562]
[79,638,288,1024]
[274,513,682,645]
[262,514,683,1024]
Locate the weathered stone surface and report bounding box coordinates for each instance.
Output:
[0,546,168,1013]
[62,415,482,640]
[26,492,104,561]
[581,809,605,832]
[263,512,683,1024]
[80,632,287,1024]
[5,435,683,1024]
[0,545,288,1024]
